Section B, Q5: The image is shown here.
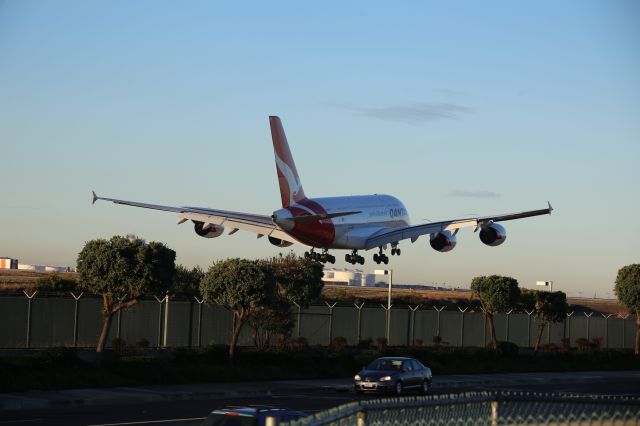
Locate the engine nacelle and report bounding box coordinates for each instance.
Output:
[430,230,457,252]
[479,223,507,246]
[268,236,293,247]
[193,221,224,238]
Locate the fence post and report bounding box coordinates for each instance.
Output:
[566,311,574,346]
[163,294,170,347]
[480,307,487,346]
[357,409,366,426]
[434,306,445,340]
[491,400,499,426]
[409,305,421,346]
[525,310,534,348]
[326,302,337,345]
[115,295,125,340]
[154,295,165,348]
[193,297,204,347]
[354,302,365,343]
[23,290,38,349]
[602,314,612,349]
[584,312,593,342]
[294,302,302,338]
[458,307,468,347]
[381,303,393,342]
[505,309,513,342]
[619,314,629,349]
[70,291,83,348]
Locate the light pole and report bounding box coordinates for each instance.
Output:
[375,269,393,342]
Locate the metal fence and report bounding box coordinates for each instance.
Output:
[0,292,636,350]
[282,391,640,425]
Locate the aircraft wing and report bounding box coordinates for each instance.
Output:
[92,192,306,245]
[364,202,553,250]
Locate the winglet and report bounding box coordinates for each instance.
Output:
[547,201,553,215]
[92,191,98,205]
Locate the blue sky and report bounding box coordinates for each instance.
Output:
[1,1,638,297]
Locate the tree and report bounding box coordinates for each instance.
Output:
[470,275,520,349]
[172,265,204,297]
[247,301,294,351]
[533,290,568,352]
[614,264,640,355]
[519,288,537,310]
[76,235,176,354]
[269,253,324,307]
[34,273,78,293]
[199,258,276,358]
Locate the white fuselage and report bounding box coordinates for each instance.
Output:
[276,194,410,249]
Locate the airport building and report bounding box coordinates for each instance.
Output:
[322,268,380,287]
[0,256,74,272]
[0,257,18,269]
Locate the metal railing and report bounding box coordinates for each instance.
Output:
[283,391,640,426]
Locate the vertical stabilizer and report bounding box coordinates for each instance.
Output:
[270,116,306,208]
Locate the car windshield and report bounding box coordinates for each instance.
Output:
[367,359,404,371]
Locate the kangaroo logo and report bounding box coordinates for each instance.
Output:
[275,153,302,207]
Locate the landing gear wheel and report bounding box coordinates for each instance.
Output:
[421,380,430,395]
[373,253,380,264]
[396,249,401,256]
[395,381,403,395]
[383,255,389,264]
[304,252,310,259]
[345,254,351,263]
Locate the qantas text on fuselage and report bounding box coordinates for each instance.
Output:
[93,116,552,265]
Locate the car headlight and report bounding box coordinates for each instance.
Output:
[379,376,392,381]
[354,374,361,381]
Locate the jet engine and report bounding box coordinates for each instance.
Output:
[430,230,457,252]
[268,236,293,247]
[193,221,224,238]
[479,223,507,246]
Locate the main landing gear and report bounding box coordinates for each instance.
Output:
[345,250,365,265]
[373,244,401,264]
[305,249,335,264]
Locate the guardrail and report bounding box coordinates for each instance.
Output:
[282,391,640,425]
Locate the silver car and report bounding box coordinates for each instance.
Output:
[354,356,433,395]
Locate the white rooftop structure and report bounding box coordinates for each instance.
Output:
[322,268,378,287]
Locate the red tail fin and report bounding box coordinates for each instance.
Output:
[270,116,306,208]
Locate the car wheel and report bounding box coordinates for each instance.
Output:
[420,379,429,395]
[394,381,403,395]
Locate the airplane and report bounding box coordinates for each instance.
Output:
[92,116,552,265]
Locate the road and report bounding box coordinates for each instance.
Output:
[2,372,639,426]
